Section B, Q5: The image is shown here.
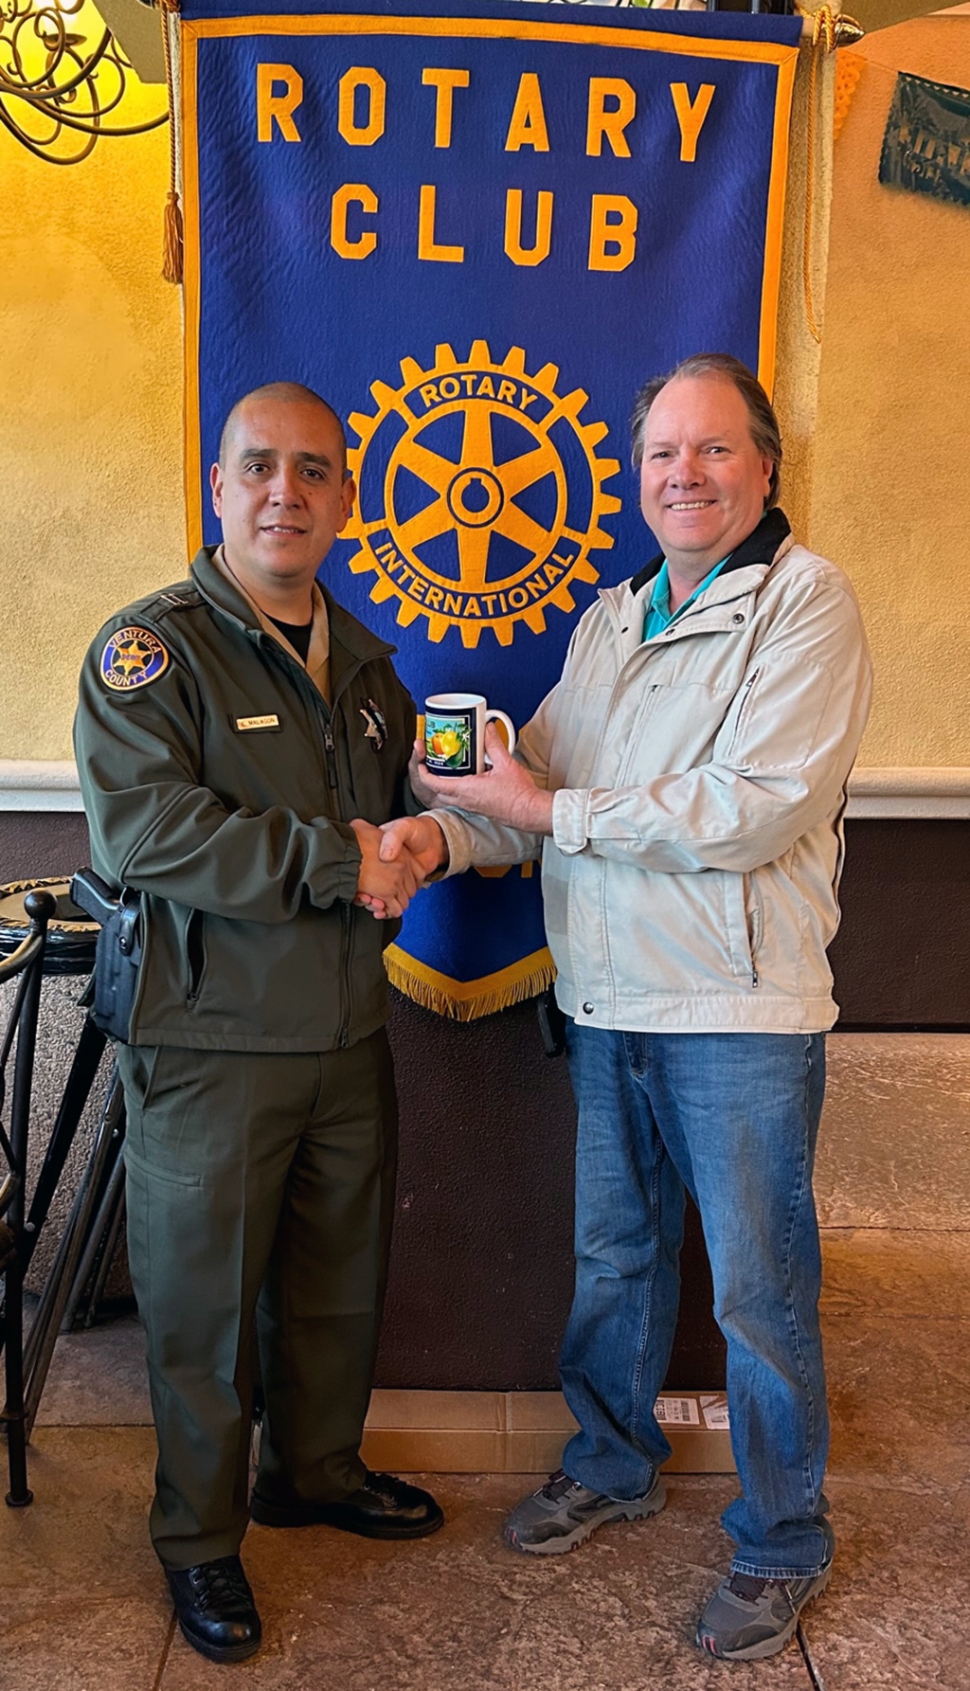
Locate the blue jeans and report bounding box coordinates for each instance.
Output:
[559,1025,831,1579]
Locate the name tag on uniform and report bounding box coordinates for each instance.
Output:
[234,714,281,732]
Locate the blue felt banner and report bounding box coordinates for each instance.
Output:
[180,0,801,1014]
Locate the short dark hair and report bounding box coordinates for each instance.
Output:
[219,381,348,471]
[630,353,782,510]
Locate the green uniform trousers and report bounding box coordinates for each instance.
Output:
[117,1030,398,1571]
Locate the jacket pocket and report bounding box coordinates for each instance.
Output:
[745,872,764,987]
[724,872,762,989]
[725,669,760,761]
[183,907,207,1004]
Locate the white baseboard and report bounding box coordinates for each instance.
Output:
[4,760,970,818]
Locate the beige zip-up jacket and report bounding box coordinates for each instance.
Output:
[433,510,872,1033]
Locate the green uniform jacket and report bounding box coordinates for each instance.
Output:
[74,548,416,1053]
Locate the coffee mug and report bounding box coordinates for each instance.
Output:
[424,693,517,777]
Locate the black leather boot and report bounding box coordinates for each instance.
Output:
[251,1470,444,1538]
[167,1555,262,1662]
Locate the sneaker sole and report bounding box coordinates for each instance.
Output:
[696,1564,832,1662]
[503,1479,667,1557]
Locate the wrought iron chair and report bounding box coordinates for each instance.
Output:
[0,889,55,1506]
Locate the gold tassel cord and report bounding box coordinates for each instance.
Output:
[163,188,184,285]
[800,5,863,345]
[803,4,835,345]
[159,0,183,283]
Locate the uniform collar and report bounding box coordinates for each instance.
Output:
[208,544,331,689]
[629,507,792,599]
[190,546,398,703]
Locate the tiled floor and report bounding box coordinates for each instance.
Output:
[2,1034,969,1690]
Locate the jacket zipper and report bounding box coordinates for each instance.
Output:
[326,657,375,1050]
[745,873,764,989]
[323,720,338,789]
[313,697,352,1047]
[262,634,365,1047]
[316,699,352,1046]
[728,670,760,759]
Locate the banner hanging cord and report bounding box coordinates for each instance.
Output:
[160,0,183,284]
[801,3,863,344]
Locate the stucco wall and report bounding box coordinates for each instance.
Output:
[4,20,966,771]
[1,29,832,763]
[809,15,970,765]
[2,69,183,762]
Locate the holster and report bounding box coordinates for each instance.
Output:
[71,869,143,1043]
[536,985,567,1059]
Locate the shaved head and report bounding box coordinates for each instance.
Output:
[210,383,356,615]
[219,382,347,470]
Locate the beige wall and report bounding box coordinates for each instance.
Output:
[809,15,970,765]
[0,32,829,763]
[2,37,182,763]
[5,20,964,771]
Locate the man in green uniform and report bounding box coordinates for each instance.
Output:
[74,383,444,1664]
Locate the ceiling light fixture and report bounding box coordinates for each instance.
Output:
[0,0,168,164]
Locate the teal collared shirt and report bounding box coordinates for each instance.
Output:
[643,556,731,643]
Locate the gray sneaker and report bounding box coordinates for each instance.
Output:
[503,1468,666,1556]
[696,1563,833,1661]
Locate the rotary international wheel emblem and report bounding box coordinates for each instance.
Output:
[345,341,622,648]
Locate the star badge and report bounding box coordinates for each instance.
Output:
[100,626,170,692]
[359,697,388,752]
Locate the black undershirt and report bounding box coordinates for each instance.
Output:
[267,614,313,665]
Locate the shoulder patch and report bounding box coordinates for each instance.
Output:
[100,626,170,692]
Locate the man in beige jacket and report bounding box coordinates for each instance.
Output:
[377,354,872,1662]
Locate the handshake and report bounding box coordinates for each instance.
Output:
[348,724,551,921]
[349,812,448,921]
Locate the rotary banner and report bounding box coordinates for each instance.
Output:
[179,0,801,1017]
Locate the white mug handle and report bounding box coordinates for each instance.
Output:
[483,709,517,765]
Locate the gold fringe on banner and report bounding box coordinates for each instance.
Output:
[834,48,865,140]
[160,0,183,283]
[384,944,555,1021]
